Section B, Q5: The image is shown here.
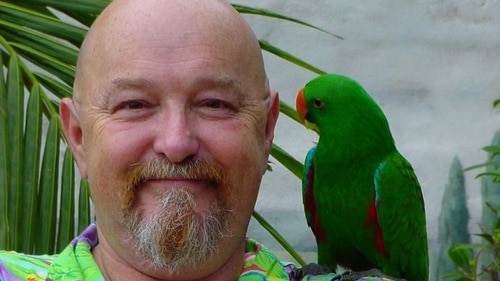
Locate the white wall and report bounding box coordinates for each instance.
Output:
[237,0,500,267]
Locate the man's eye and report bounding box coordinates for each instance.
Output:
[125,101,145,109]
[204,99,228,109]
[197,99,236,118]
[111,100,150,114]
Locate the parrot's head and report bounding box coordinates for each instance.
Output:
[296,73,392,140]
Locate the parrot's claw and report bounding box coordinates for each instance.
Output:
[291,263,332,279]
[331,269,407,281]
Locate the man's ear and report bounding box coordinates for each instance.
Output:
[60,98,88,178]
[264,90,280,156]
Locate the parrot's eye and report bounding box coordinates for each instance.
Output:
[313,98,324,109]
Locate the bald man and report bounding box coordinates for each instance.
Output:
[59,0,278,279]
[0,1,392,280]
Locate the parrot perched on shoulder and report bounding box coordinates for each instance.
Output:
[295,74,429,281]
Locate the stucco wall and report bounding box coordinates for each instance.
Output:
[237,0,500,271]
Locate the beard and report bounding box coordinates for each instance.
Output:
[119,157,232,273]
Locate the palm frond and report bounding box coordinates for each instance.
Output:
[233,4,343,39]
[36,116,60,254]
[20,84,43,253]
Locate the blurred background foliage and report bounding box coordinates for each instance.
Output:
[446,127,499,281]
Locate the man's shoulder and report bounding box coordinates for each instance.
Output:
[0,250,56,280]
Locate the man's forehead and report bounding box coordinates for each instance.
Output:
[74,0,267,106]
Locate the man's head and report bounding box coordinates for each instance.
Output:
[60,0,279,279]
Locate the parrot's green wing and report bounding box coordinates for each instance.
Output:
[303,146,316,228]
[374,152,429,281]
[303,146,328,242]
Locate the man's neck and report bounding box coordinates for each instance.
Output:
[92,234,246,281]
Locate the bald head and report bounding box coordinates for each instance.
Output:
[60,1,280,278]
[73,0,267,109]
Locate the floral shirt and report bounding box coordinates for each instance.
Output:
[0,224,391,281]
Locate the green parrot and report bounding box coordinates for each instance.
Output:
[295,74,429,281]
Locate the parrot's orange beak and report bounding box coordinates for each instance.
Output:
[296,88,308,124]
[296,87,319,133]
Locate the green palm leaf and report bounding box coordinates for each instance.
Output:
[0,18,79,66]
[36,116,60,254]
[5,53,23,251]
[253,211,307,267]
[271,144,303,180]
[35,73,73,99]
[21,83,43,253]
[16,0,109,14]
[260,40,326,75]
[78,179,92,233]
[0,47,9,249]
[233,4,343,39]
[10,42,75,86]
[0,2,87,45]
[57,148,76,252]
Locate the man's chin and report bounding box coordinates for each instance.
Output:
[122,189,230,272]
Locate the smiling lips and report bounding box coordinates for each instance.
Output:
[145,178,216,189]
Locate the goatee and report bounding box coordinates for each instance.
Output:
[120,158,232,273]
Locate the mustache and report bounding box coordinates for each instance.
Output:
[122,157,226,211]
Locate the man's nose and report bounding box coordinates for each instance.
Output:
[152,110,200,163]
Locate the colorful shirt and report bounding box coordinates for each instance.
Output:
[0,224,391,281]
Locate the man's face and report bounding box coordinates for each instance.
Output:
[64,1,278,275]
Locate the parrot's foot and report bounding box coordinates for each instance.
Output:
[331,269,407,281]
[291,263,332,279]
